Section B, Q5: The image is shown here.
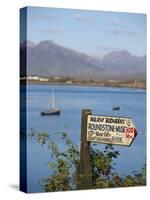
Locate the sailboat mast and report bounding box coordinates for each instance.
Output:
[51,89,55,109]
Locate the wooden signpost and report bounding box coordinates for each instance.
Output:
[77,109,137,190]
[77,109,92,190]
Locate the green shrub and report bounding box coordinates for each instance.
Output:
[30,131,146,191]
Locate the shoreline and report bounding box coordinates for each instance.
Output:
[20,80,146,90]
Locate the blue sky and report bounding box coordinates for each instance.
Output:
[25,6,146,57]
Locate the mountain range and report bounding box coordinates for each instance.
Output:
[20,40,146,81]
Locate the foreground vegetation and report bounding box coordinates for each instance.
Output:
[29,131,146,192]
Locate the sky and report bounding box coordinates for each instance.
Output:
[22,6,146,57]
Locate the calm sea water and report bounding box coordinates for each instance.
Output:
[25,84,146,193]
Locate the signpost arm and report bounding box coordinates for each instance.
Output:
[77,109,92,190]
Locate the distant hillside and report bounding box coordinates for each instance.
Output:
[20,40,146,81]
[102,50,146,80]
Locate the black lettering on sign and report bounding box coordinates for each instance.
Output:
[105,118,125,124]
[90,117,105,123]
[112,136,123,143]
[90,117,97,122]
[87,131,93,136]
[88,123,126,133]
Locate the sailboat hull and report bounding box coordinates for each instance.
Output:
[41,109,60,116]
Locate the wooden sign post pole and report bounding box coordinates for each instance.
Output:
[77,109,92,190]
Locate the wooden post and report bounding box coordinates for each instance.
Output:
[77,109,92,190]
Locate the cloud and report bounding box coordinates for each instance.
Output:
[112,18,120,26]
[42,28,63,34]
[73,14,93,23]
[105,29,138,36]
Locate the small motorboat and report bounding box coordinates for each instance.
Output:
[112,106,120,111]
[41,89,60,116]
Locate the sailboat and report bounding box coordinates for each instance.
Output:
[41,89,60,116]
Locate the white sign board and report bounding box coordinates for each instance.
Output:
[87,115,137,146]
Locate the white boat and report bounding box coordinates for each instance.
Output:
[41,89,60,116]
